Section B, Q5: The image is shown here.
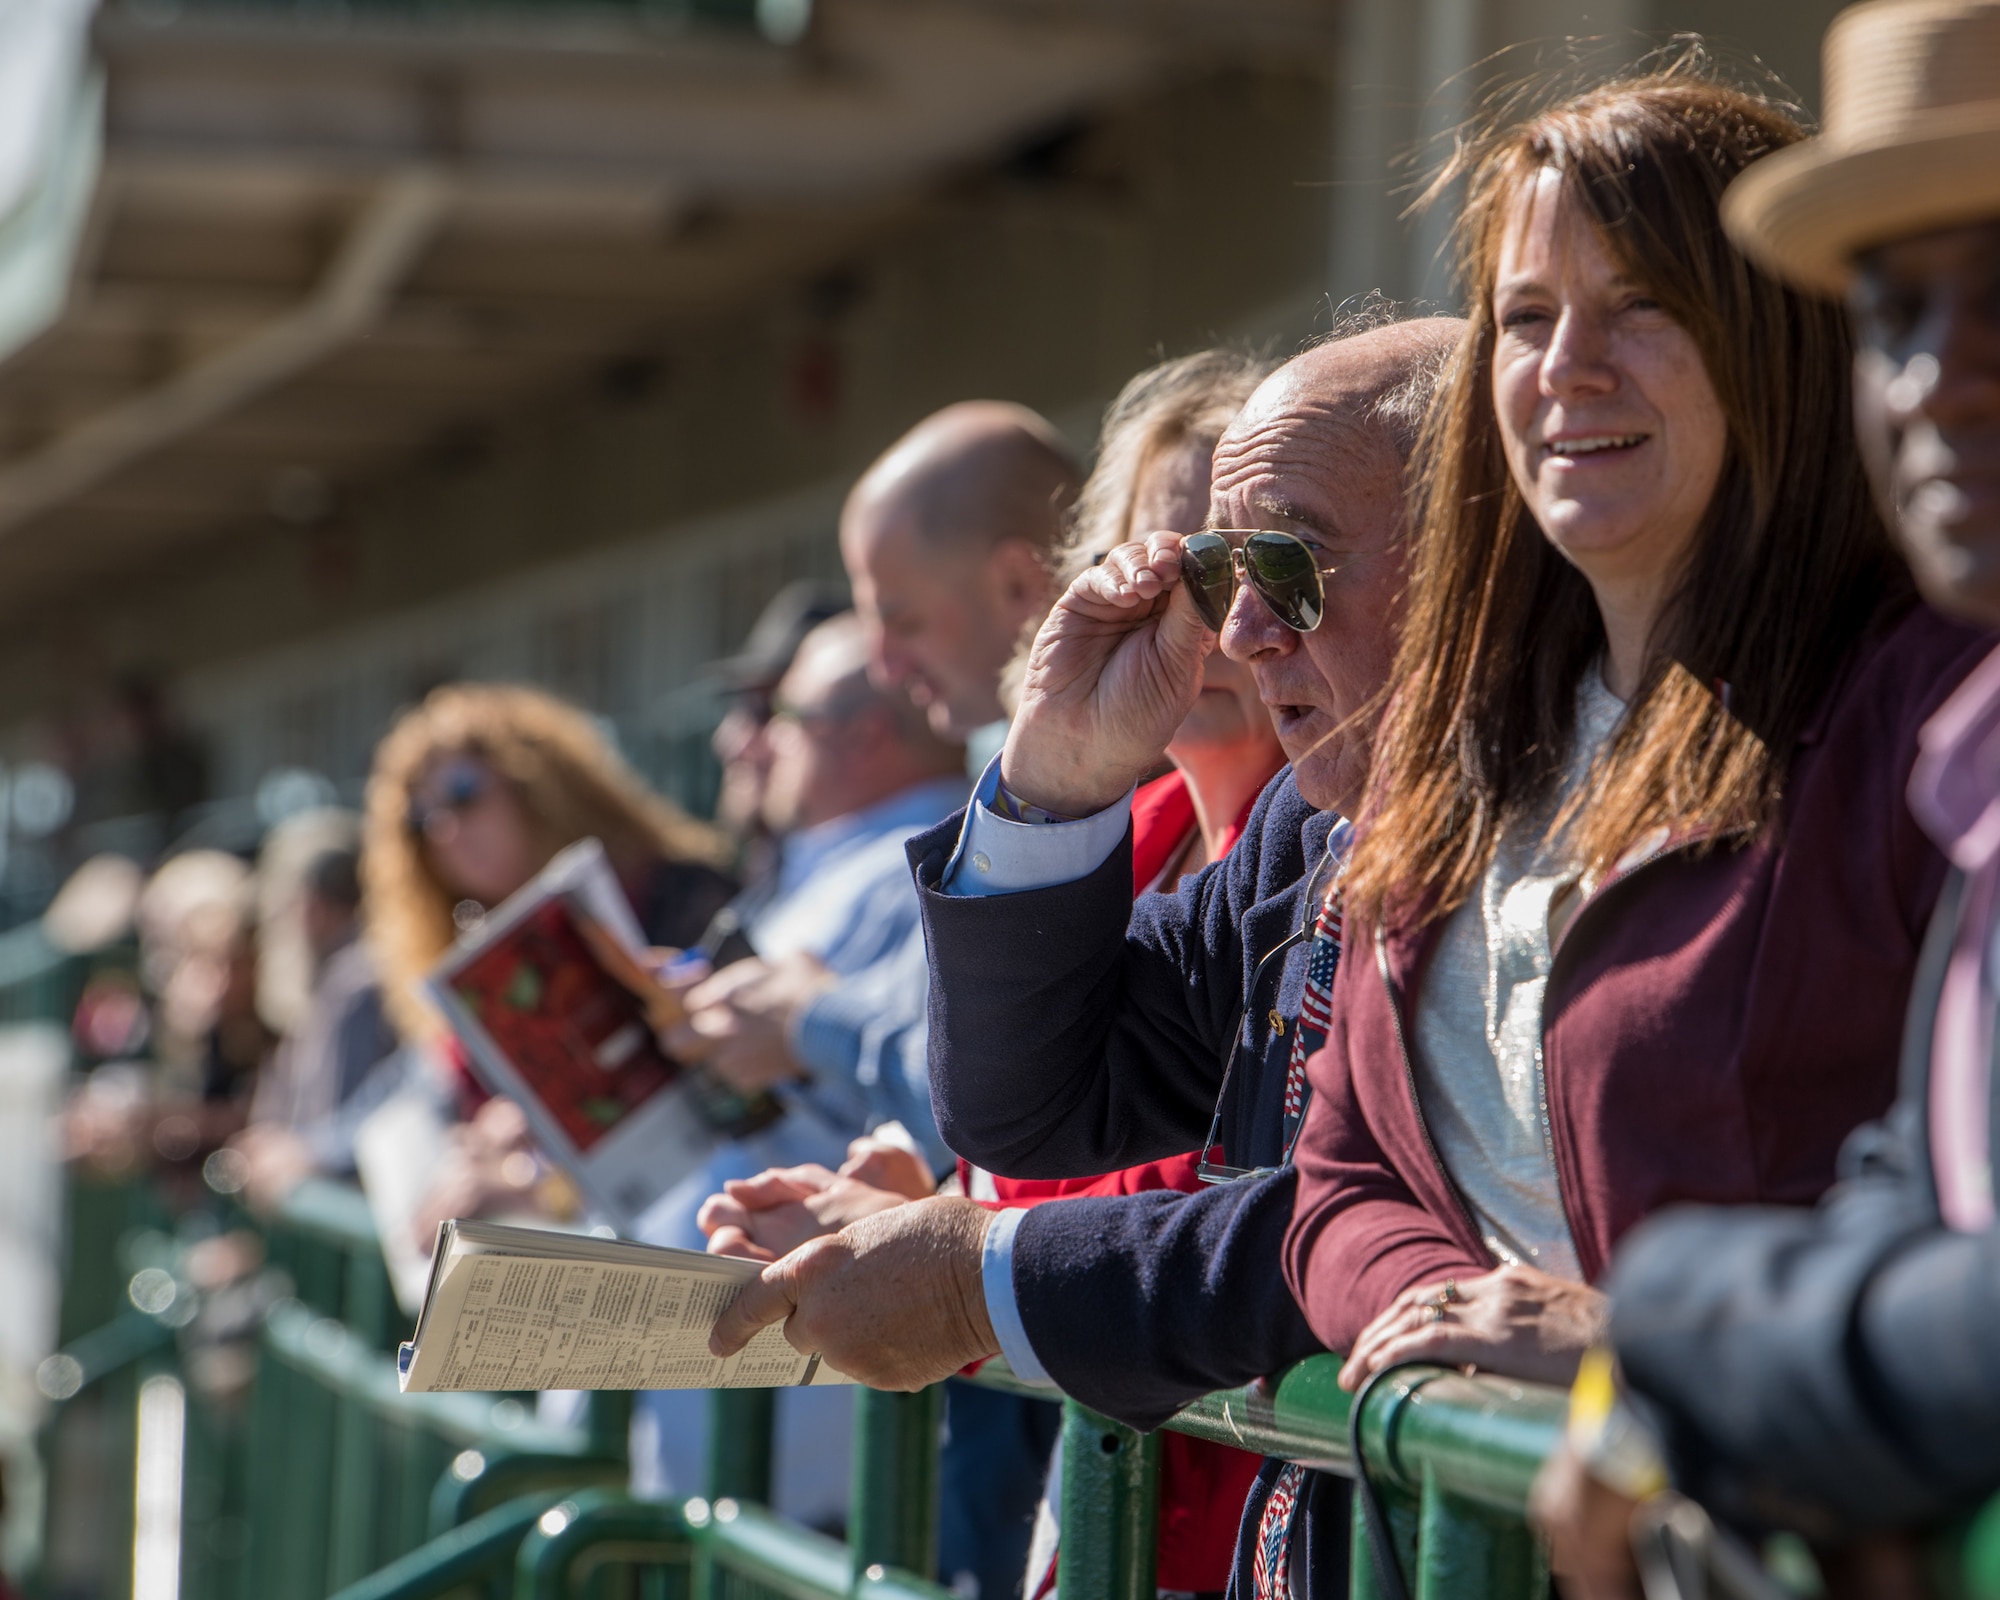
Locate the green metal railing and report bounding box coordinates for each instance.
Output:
[15,922,2000,1600]
[36,1166,1575,1600]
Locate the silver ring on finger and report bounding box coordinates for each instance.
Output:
[1420,1302,1446,1326]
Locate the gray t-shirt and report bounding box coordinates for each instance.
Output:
[1410,669,1625,1282]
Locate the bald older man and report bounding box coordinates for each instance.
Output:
[843,399,1080,762]
[711,318,1463,1598]
[663,404,1076,1142]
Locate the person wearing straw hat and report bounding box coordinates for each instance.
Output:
[1532,2,2000,1592]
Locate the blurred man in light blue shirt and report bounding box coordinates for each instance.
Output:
[641,610,965,1239]
[630,612,964,1519]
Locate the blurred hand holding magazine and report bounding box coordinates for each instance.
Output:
[398,1218,852,1393]
[423,837,776,1232]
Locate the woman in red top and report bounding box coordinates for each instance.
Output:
[703,348,1286,1596]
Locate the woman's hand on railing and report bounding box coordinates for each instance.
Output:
[707,1197,998,1390]
[1336,1263,1609,1391]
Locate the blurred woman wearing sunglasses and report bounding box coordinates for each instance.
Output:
[1275,57,1996,1453]
[363,682,737,1227]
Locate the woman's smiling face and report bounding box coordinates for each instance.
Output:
[1490,167,1728,602]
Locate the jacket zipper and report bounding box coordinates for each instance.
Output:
[1534,826,1742,1279]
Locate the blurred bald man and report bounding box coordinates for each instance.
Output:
[842,401,1081,761]
[831,402,1080,1598]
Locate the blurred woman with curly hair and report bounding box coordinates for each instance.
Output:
[365,681,735,1045]
[363,682,737,1233]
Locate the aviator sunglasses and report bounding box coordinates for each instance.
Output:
[1177,529,1338,634]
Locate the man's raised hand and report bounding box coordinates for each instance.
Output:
[1002,531,1215,817]
[707,1198,998,1391]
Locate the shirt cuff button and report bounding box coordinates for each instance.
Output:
[971,852,991,874]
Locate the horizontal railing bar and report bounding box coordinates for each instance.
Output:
[263,1298,590,1455]
[688,1499,863,1599]
[1165,1360,1355,1474]
[324,1491,560,1600]
[41,1308,177,1400]
[275,1178,392,1256]
[969,1355,1565,1518]
[1358,1367,1566,1516]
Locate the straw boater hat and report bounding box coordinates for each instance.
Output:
[1723,0,2000,295]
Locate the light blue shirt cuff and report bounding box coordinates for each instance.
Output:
[980,1205,1050,1385]
[941,754,1134,897]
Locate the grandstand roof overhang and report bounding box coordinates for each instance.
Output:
[0,0,1335,627]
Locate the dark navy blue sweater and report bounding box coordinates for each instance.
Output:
[907,769,1352,1596]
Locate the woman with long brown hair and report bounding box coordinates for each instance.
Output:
[1281,58,1991,1429]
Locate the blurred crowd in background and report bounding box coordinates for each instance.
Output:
[39,346,1275,1597]
[36,3,2000,1596]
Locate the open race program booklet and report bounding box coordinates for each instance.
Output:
[398,1219,853,1393]
[423,837,776,1233]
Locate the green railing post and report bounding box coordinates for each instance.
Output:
[1055,1400,1158,1600]
[849,1386,943,1580]
[329,1378,385,1590]
[704,1388,775,1503]
[513,1491,692,1600]
[1350,1485,1422,1600]
[324,1492,563,1600]
[429,1452,629,1540]
[1413,1469,1545,1600]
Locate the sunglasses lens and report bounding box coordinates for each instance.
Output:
[1179,533,1235,633]
[1243,533,1324,632]
[410,761,489,835]
[444,768,487,807]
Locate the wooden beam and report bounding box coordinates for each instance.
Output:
[0,169,448,538]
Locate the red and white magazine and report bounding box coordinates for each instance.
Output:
[423,838,715,1231]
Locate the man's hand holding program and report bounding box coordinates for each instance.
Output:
[707,1198,998,1391]
[1002,531,1213,817]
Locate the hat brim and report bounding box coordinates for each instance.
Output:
[1723,120,2000,297]
[706,651,788,693]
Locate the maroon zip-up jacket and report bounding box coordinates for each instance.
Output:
[1283,600,1996,1354]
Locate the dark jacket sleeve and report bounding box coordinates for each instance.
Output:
[1008,1171,1326,1432]
[1607,875,2000,1538]
[910,782,1292,1178]
[1606,1099,1999,1536]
